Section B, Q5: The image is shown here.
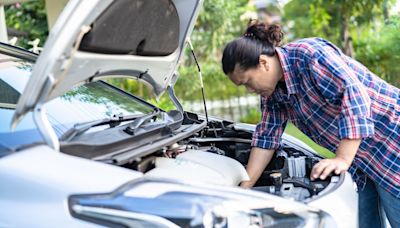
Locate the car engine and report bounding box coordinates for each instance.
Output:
[127,121,337,203]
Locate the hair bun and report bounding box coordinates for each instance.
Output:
[244,21,283,46]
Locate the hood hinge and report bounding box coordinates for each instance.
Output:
[33,104,60,151]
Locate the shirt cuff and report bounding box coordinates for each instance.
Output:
[251,135,281,149]
[338,115,374,139]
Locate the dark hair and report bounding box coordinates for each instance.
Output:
[221,21,284,75]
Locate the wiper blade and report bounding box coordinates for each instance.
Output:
[124,108,160,135]
[60,113,145,142]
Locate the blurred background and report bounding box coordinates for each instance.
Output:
[2,0,399,156]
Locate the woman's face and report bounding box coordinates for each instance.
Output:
[229,55,282,97]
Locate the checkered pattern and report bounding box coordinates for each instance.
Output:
[252,37,400,198]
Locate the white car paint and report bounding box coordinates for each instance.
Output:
[0,145,142,227]
[308,172,358,228]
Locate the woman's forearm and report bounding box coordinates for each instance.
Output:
[335,138,362,166]
[240,147,275,188]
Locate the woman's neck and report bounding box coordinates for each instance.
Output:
[270,54,284,81]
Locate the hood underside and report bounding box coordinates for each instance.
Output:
[12,0,202,129]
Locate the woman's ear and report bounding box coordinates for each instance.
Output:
[259,55,269,71]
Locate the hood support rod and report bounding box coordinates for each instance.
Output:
[187,39,209,125]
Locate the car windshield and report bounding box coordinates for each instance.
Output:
[0,52,154,136]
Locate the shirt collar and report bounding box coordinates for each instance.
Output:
[275,47,299,95]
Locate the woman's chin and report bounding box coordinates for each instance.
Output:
[260,91,271,97]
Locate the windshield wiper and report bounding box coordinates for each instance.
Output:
[124,108,160,135]
[60,112,150,142]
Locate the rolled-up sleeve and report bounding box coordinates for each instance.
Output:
[309,43,374,139]
[251,97,288,149]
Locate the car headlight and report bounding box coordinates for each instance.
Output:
[69,178,335,227]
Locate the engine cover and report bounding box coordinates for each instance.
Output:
[145,150,250,186]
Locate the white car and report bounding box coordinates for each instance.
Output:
[0,0,357,227]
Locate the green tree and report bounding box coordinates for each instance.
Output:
[355,16,400,86]
[175,0,253,102]
[5,0,48,49]
[283,0,389,56]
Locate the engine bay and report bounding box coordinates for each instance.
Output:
[60,111,341,203]
[121,120,338,203]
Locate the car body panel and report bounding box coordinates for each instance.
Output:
[0,145,142,227]
[308,172,358,228]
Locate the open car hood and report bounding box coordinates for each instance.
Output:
[12,0,202,128]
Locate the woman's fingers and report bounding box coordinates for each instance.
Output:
[319,163,336,180]
[311,158,350,180]
[311,159,330,180]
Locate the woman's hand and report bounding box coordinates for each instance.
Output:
[310,157,351,181]
[311,138,362,181]
[240,180,255,189]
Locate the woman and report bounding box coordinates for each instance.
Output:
[221,21,400,228]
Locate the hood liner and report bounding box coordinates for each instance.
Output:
[79,0,180,56]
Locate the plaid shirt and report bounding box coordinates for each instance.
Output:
[252,37,400,198]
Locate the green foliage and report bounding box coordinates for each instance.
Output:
[174,0,253,104]
[175,62,248,102]
[239,107,260,124]
[283,0,386,44]
[106,78,153,98]
[354,16,400,86]
[106,78,178,111]
[188,0,251,59]
[283,0,336,41]
[148,94,176,111]
[309,1,333,38]
[5,0,48,48]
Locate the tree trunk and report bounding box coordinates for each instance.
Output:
[383,0,389,24]
[340,11,354,57]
